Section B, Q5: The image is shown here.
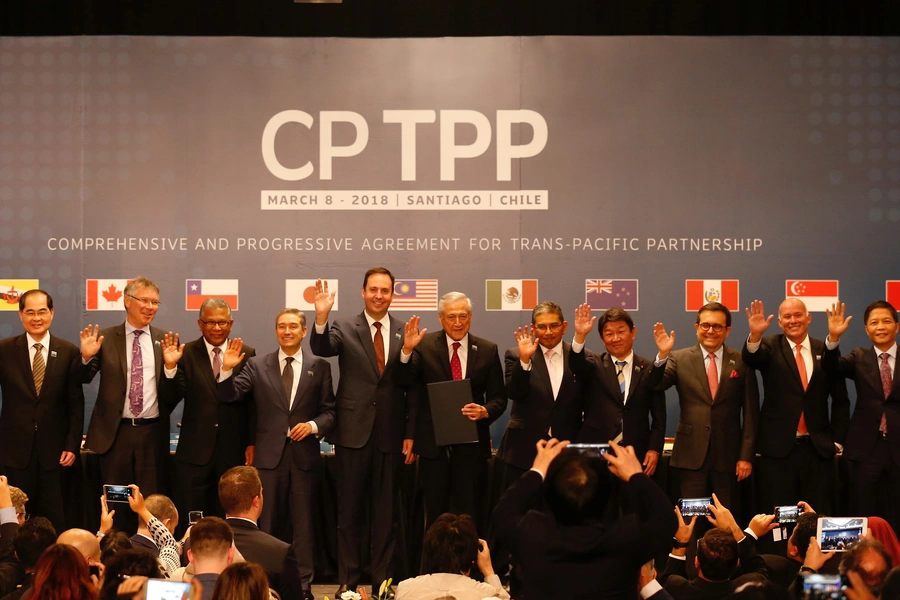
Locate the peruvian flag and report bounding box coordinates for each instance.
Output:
[86,279,132,311]
[685,280,739,311]
[785,280,839,312]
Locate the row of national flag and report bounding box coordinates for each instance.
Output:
[1,278,900,313]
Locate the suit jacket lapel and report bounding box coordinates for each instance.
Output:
[355,313,380,376]
[779,336,805,389]
[465,337,478,379]
[437,333,453,380]
[15,334,36,398]
[628,356,646,399]
[291,356,312,412]
[44,334,63,383]
[191,339,217,393]
[719,348,737,392]
[691,346,714,403]
[532,346,553,397]
[264,352,290,410]
[114,325,127,379]
[151,328,164,379]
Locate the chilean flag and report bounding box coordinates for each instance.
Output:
[186,279,239,311]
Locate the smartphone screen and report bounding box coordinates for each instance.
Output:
[817,517,868,552]
[189,511,203,525]
[567,443,611,457]
[145,578,191,600]
[677,497,712,517]
[774,505,802,524]
[104,484,132,503]
[800,573,845,599]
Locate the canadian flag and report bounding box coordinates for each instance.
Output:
[785,280,839,312]
[86,279,132,311]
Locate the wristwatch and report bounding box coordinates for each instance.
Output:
[672,537,690,549]
[799,565,817,574]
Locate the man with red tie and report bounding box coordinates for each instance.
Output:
[824,301,900,533]
[396,292,506,532]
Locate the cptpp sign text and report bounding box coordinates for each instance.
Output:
[260,109,550,211]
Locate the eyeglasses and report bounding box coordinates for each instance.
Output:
[126,295,162,308]
[698,323,726,332]
[534,323,563,333]
[22,309,51,317]
[200,320,232,328]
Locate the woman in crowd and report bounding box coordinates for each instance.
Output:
[28,543,98,600]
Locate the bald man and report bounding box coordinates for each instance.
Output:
[743,298,850,513]
[57,528,102,565]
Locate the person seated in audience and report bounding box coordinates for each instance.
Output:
[210,562,277,600]
[98,549,162,600]
[838,537,892,597]
[130,493,178,557]
[186,517,235,600]
[492,440,676,600]
[866,517,900,568]
[125,485,182,577]
[396,513,509,600]
[99,532,133,565]
[661,494,771,599]
[638,558,675,600]
[57,528,104,582]
[0,478,28,598]
[26,543,98,600]
[0,517,56,600]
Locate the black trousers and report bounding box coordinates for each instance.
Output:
[335,439,404,589]
[757,437,835,514]
[99,420,165,532]
[849,436,900,536]
[258,439,317,591]
[3,443,66,532]
[175,447,237,522]
[419,444,488,533]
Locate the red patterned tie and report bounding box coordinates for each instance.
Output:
[707,353,718,400]
[796,344,809,435]
[373,322,385,375]
[880,352,891,435]
[450,342,462,381]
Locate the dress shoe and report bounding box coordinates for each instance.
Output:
[334,584,350,598]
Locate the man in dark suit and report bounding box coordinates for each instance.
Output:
[159,298,257,522]
[498,301,581,483]
[655,302,759,508]
[219,309,335,600]
[823,301,900,533]
[80,276,168,498]
[492,440,676,600]
[743,298,850,514]
[569,305,667,475]
[218,466,303,600]
[309,268,413,598]
[396,291,507,531]
[0,289,84,531]
[309,267,415,597]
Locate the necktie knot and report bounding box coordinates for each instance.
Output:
[453,342,461,351]
[213,347,221,356]
[33,343,42,351]
[616,360,626,368]
[882,352,890,363]
[708,352,715,360]
[134,330,142,338]
[450,342,463,380]
[285,356,294,365]
[374,322,382,330]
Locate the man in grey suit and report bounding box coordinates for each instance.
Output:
[309,268,413,599]
[655,302,759,508]
[218,308,334,600]
[80,277,169,498]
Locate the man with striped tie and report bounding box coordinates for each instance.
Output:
[0,289,84,531]
[569,305,667,476]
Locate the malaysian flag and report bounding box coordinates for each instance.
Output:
[390,279,438,311]
[585,279,639,311]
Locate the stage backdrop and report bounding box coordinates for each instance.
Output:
[0,36,898,444]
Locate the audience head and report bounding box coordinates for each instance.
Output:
[879,565,900,600]
[100,549,162,600]
[29,543,98,600]
[188,517,235,574]
[421,513,480,576]
[99,531,134,565]
[9,485,28,525]
[210,562,271,600]
[696,528,739,582]
[58,528,102,564]
[543,449,610,525]
[867,516,900,567]
[787,512,819,561]
[143,494,179,534]
[13,517,56,573]
[219,466,263,519]
[839,537,892,596]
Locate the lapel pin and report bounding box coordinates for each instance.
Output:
[816,354,822,360]
[729,359,735,366]
[634,365,642,372]
[307,370,314,377]
[50,350,57,358]
[155,340,161,346]
[395,333,401,340]
[472,345,478,351]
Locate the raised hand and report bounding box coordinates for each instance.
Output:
[826,302,852,342]
[402,315,428,354]
[514,326,539,364]
[162,332,185,369]
[653,322,675,359]
[745,300,774,342]
[222,338,246,371]
[313,279,336,324]
[573,303,596,343]
[79,325,104,361]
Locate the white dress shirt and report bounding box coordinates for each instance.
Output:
[124,323,158,419]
